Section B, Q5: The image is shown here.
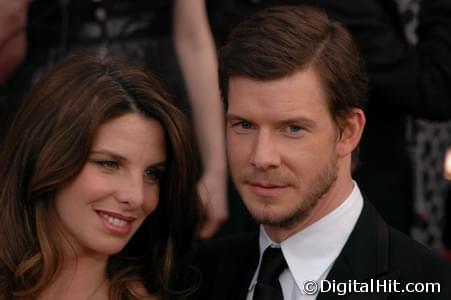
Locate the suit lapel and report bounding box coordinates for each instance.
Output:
[318,201,399,300]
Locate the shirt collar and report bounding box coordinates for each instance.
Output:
[258,181,363,292]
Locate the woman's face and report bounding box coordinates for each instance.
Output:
[54,113,166,256]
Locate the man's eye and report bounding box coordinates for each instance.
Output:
[283,125,304,136]
[233,121,253,129]
[230,120,255,134]
[240,121,253,129]
[288,125,302,132]
[97,161,118,170]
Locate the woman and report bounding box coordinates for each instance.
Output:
[0,49,200,299]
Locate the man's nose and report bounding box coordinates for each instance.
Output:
[250,129,281,170]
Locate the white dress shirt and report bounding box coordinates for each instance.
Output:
[247,181,364,300]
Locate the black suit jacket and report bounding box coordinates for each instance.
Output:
[189,201,451,299]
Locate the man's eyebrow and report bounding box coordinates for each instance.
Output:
[226,113,248,121]
[277,116,316,127]
[227,114,316,127]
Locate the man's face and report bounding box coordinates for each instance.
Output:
[227,68,340,230]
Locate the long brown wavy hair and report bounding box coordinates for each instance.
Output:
[0,48,200,299]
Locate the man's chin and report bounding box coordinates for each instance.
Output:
[244,194,320,228]
[260,213,306,228]
[248,206,309,229]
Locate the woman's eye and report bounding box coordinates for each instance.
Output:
[97,161,118,170]
[144,169,165,182]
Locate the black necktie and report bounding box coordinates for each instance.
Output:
[252,247,287,300]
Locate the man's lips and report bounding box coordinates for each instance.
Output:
[247,181,289,197]
[249,181,287,188]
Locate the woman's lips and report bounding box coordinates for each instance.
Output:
[96,210,136,234]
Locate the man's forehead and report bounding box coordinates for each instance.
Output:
[228,68,327,99]
[228,73,329,114]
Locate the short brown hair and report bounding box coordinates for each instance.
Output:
[0,49,199,299]
[219,5,368,167]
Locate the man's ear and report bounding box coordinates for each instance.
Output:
[336,108,366,157]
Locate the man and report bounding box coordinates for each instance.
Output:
[190,5,451,300]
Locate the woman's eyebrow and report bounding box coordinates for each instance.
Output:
[90,150,127,162]
[91,150,167,168]
[148,161,167,169]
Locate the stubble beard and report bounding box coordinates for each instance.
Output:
[244,156,338,229]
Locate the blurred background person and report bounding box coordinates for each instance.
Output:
[0,0,30,84]
[173,0,227,239]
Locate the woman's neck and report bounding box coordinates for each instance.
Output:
[38,254,109,300]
